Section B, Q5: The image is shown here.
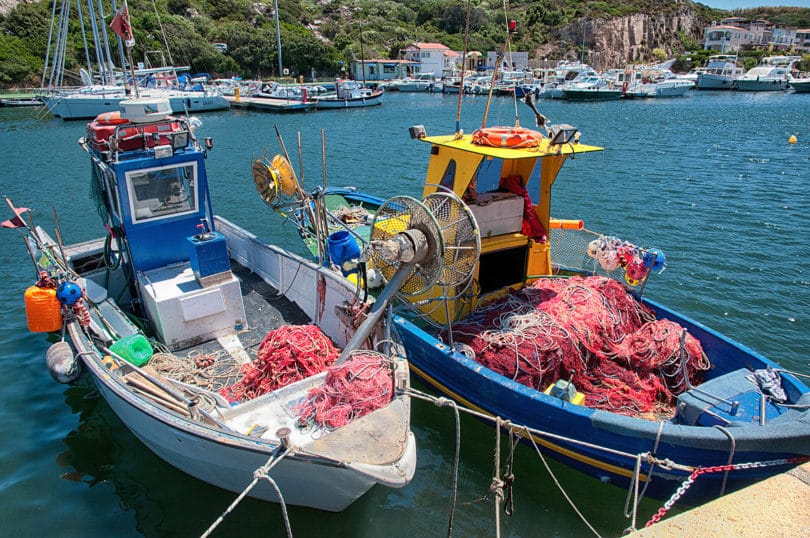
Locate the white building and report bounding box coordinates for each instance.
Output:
[350,59,417,82]
[401,43,456,78]
[484,51,529,71]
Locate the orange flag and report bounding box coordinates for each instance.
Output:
[110,1,134,47]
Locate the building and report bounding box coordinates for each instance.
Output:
[770,27,797,50]
[401,43,456,78]
[484,51,529,71]
[797,29,810,53]
[349,59,417,82]
[703,18,772,52]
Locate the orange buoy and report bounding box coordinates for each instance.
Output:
[471,126,543,149]
[24,285,63,332]
[94,111,128,125]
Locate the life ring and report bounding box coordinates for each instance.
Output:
[94,111,128,125]
[471,126,543,149]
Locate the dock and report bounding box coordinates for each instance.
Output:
[632,461,810,536]
[226,96,315,112]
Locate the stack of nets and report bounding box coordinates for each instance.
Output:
[448,275,710,418]
[296,351,395,430]
[220,324,339,404]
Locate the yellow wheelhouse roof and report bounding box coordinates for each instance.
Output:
[419,133,603,159]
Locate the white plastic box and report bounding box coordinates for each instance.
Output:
[137,262,246,350]
[468,192,524,238]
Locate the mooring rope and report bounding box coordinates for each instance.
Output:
[201,445,294,538]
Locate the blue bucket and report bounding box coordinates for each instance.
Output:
[327,230,361,274]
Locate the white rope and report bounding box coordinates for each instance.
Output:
[201,446,294,538]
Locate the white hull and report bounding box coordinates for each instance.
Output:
[656,82,692,97]
[733,79,789,91]
[56,216,415,512]
[314,93,383,108]
[45,90,228,119]
[92,373,387,510]
[696,74,735,90]
[791,79,810,93]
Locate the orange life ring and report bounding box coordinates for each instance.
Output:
[94,111,128,125]
[471,126,543,149]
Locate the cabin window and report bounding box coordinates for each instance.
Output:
[473,157,503,193]
[439,159,457,191]
[473,157,542,204]
[126,162,197,223]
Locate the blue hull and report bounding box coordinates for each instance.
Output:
[305,189,810,504]
[392,300,810,503]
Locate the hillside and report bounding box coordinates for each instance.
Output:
[1,0,808,86]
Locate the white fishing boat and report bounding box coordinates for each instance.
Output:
[5,97,420,512]
[313,79,383,109]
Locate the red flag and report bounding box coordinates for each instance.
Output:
[110,1,134,46]
[2,198,30,229]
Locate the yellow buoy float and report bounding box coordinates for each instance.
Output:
[789,135,797,144]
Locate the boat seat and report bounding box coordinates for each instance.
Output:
[676,368,791,426]
[325,194,351,212]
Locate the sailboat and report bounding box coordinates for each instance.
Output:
[41,1,228,119]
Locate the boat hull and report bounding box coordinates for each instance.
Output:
[391,300,810,503]
[90,365,379,511]
[791,80,810,93]
[314,92,383,108]
[44,91,228,119]
[696,74,735,90]
[733,79,789,91]
[563,88,623,101]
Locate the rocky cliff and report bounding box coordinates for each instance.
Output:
[538,10,704,68]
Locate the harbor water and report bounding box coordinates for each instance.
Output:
[1,91,808,536]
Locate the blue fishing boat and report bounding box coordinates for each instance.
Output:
[264,101,810,506]
[5,97,426,512]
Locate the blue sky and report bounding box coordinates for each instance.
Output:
[701,0,810,8]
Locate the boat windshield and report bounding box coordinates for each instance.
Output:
[126,162,198,223]
[473,157,541,204]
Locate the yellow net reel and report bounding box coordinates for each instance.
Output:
[252,154,302,206]
[271,154,299,197]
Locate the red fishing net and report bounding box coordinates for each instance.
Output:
[220,324,339,403]
[296,351,395,430]
[448,276,710,418]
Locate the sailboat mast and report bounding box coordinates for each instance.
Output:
[359,20,366,86]
[273,0,283,76]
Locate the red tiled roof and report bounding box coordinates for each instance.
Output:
[409,42,451,50]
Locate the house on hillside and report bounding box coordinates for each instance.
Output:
[349,59,417,82]
[797,29,810,53]
[402,43,457,78]
[703,18,772,52]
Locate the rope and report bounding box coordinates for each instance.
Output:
[201,446,294,538]
[428,396,461,537]
[518,423,603,537]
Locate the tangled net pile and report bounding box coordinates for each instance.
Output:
[220,325,339,403]
[296,351,395,430]
[449,276,710,418]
